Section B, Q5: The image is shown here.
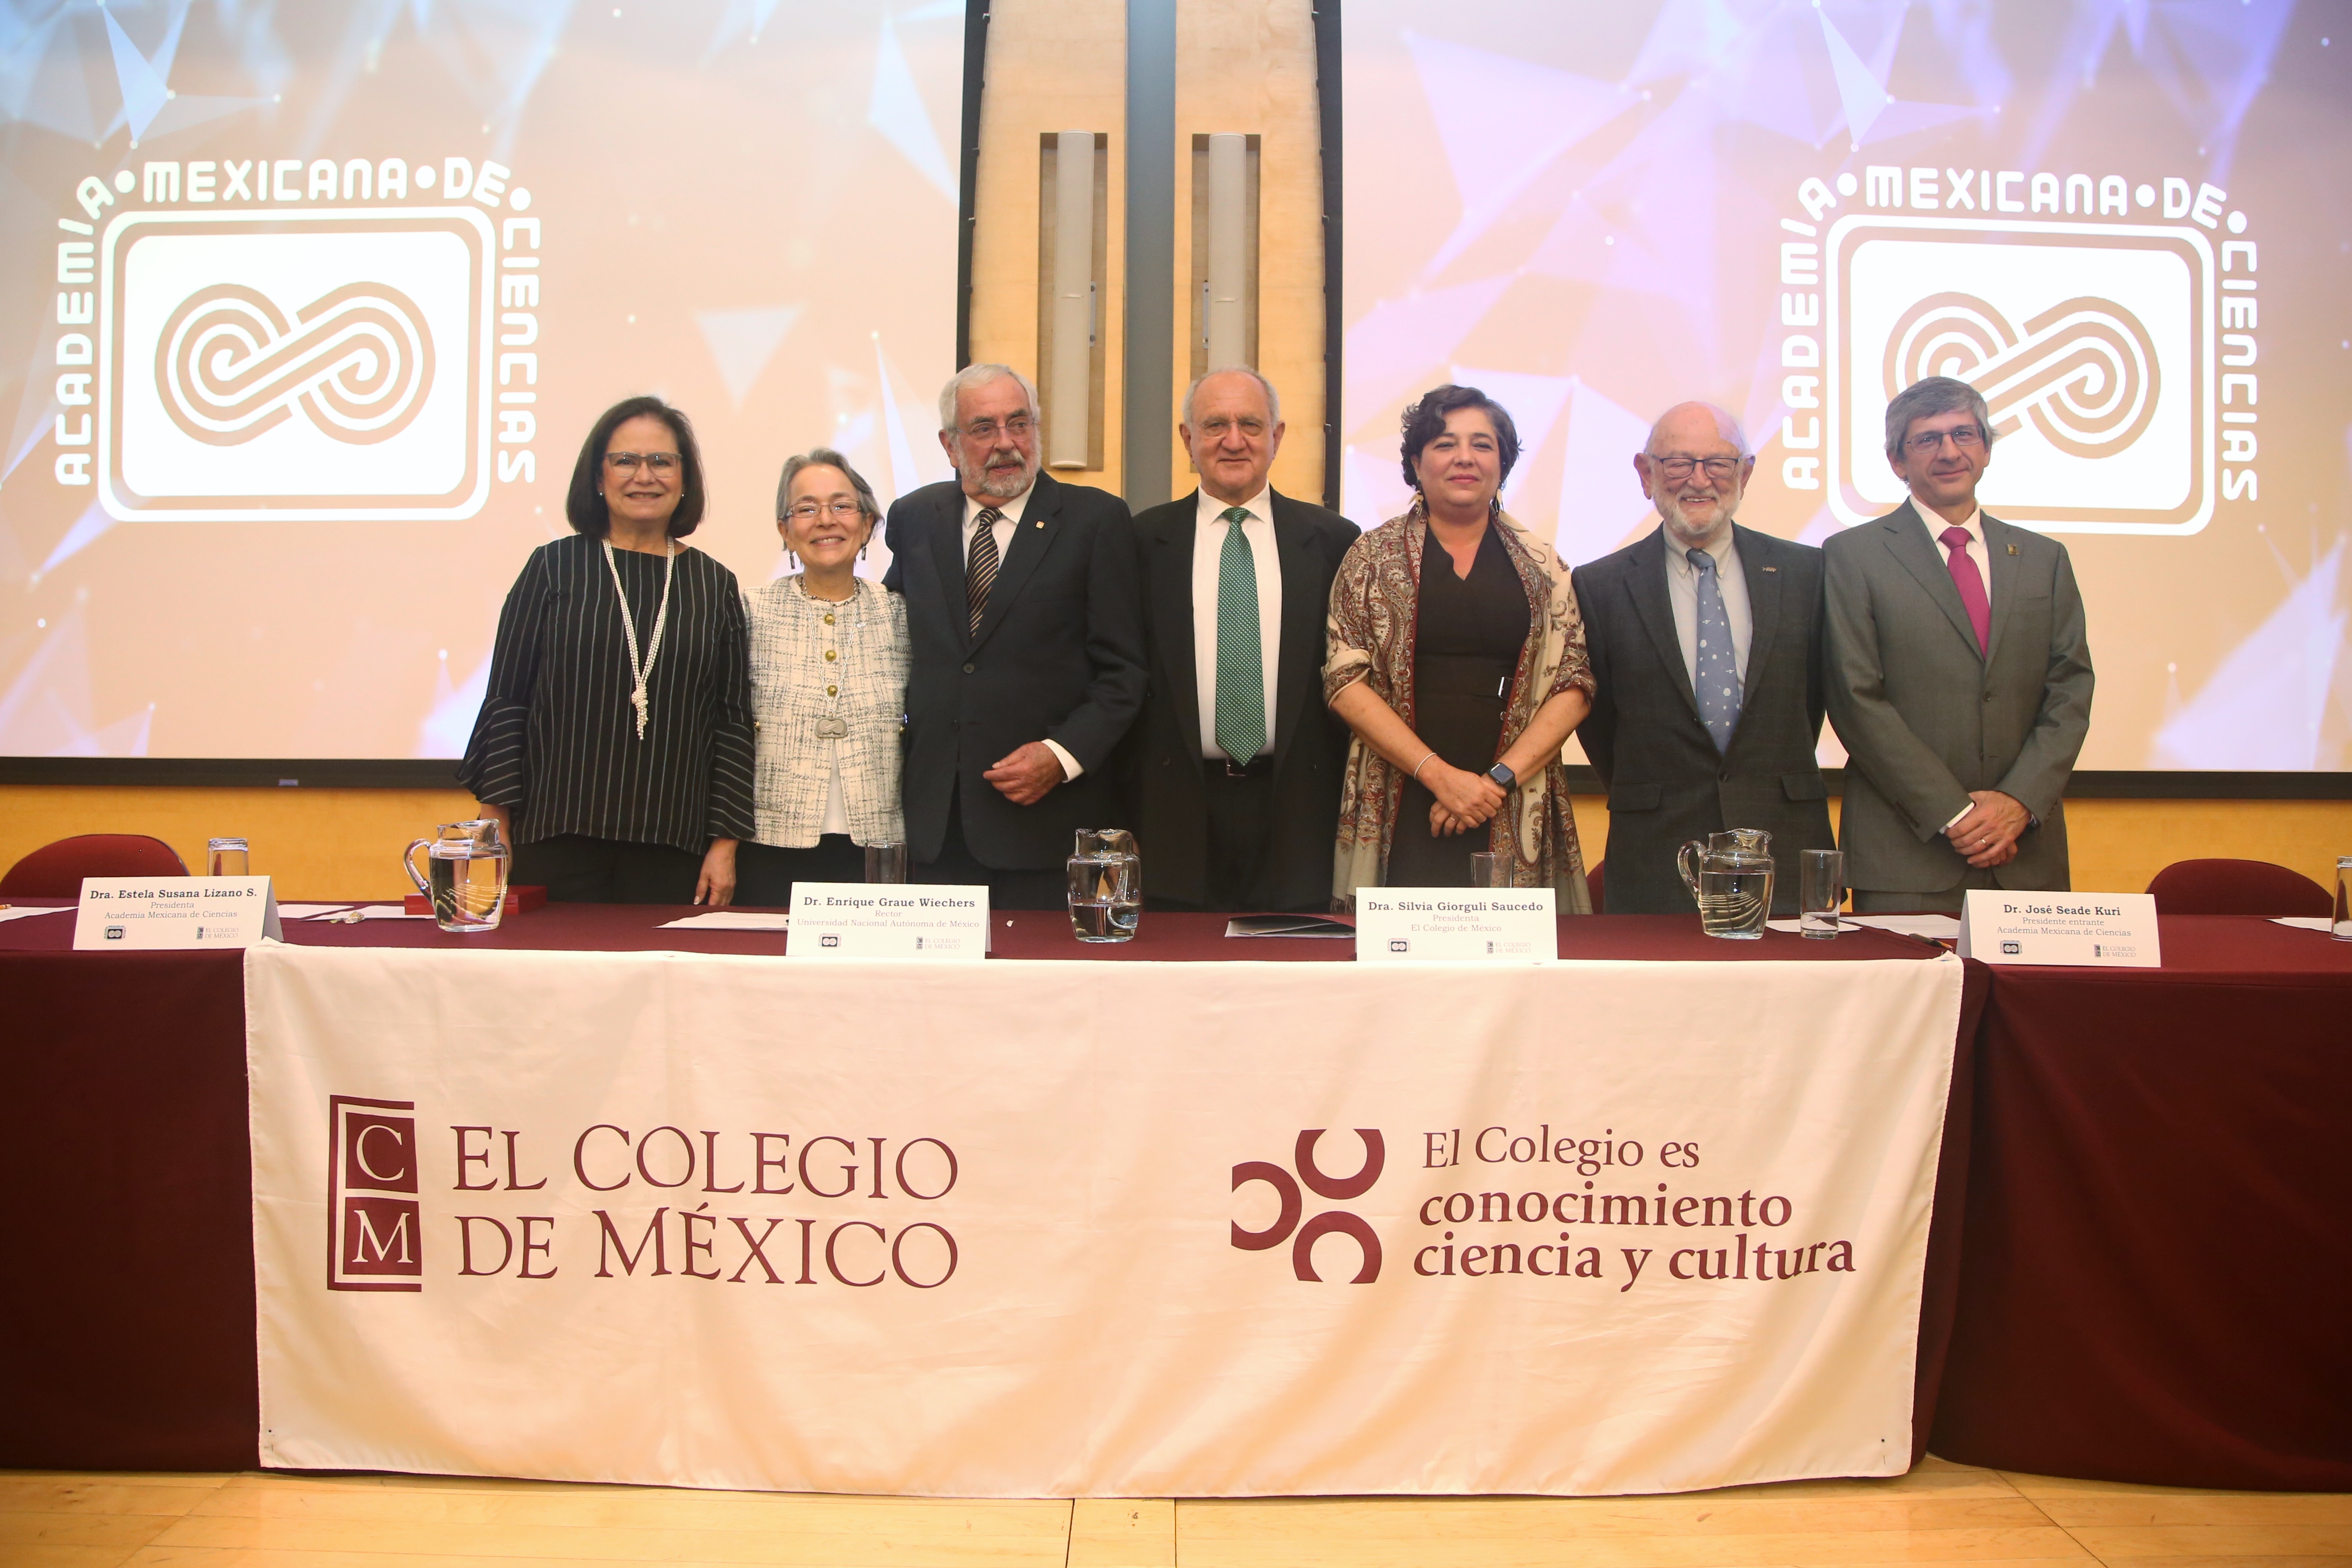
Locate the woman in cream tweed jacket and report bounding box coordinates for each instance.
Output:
[735,447,910,904]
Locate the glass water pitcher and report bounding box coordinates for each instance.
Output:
[403,819,512,933]
[1067,828,1142,943]
[1677,828,1775,940]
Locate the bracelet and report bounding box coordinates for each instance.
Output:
[1411,751,1438,782]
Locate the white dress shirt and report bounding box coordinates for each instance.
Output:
[1190,485,1284,760]
[960,482,1081,781]
[1663,530,1753,690]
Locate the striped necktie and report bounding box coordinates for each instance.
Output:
[966,507,1003,638]
[1214,506,1266,762]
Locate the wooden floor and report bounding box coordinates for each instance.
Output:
[4,1457,2345,1568]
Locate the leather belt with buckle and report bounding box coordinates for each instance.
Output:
[1216,755,1274,778]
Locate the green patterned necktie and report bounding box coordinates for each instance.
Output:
[1214,506,1267,763]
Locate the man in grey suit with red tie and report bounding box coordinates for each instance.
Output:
[1571,402,1835,914]
[1824,376,2095,912]
[1125,369,1358,910]
[883,364,1146,908]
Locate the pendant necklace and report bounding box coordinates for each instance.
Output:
[604,538,677,740]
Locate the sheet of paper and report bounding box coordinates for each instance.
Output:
[0,904,71,923]
[1764,918,1861,935]
[2270,916,2335,932]
[659,910,793,931]
[278,903,359,919]
[1847,914,1963,940]
[349,905,432,920]
[1226,915,1355,938]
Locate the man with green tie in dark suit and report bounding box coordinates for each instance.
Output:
[1123,369,1358,911]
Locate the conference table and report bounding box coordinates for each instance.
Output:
[1,902,2342,1493]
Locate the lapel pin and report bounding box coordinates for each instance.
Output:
[1761,565,1778,572]
[2007,543,2018,555]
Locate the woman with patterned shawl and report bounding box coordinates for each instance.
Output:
[1323,384,1596,908]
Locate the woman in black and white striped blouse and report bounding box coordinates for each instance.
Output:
[458,396,755,904]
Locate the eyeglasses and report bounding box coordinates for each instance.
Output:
[1196,415,1268,438]
[606,451,681,477]
[1648,455,1743,482]
[1905,426,1986,454]
[786,499,868,523]
[957,414,1034,442]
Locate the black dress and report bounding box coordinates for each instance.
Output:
[1386,524,1531,888]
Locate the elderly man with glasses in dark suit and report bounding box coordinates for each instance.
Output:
[1572,401,1835,914]
[880,364,1147,909]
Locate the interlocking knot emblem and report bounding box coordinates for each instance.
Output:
[1232,1129,1384,1283]
[1886,291,2159,458]
[156,282,435,446]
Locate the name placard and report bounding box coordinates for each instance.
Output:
[73,876,283,950]
[1956,890,2161,968]
[786,883,989,960]
[1355,887,1557,963]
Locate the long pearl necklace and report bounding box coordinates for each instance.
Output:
[604,537,676,740]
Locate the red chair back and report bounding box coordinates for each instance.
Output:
[1586,860,1605,915]
[2145,857,2331,918]
[0,834,189,897]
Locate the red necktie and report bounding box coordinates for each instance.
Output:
[1940,525,1991,655]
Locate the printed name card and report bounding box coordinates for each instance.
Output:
[1354,887,1558,963]
[786,883,988,960]
[1956,889,2161,967]
[73,876,283,950]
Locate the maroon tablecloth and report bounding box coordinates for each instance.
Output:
[1930,915,2352,1490]
[0,903,1973,1476]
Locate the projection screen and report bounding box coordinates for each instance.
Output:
[2,0,962,761]
[1340,0,2349,771]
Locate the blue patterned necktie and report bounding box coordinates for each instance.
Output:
[1214,507,1266,762]
[1690,547,1741,752]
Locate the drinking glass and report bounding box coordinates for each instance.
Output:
[2334,856,2351,941]
[1468,852,1509,888]
[207,838,249,878]
[1799,849,1845,939]
[865,842,908,884]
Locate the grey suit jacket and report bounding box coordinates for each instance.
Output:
[1822,501,2094,895]
[1572,523,1834,915]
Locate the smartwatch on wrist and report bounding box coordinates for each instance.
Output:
[1487,762,1516,788]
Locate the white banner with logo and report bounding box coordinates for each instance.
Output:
[246,943,1963,1498]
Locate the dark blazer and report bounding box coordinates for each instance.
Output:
[1571,523,1835,915]
[882,471,1147,870]
[1822,501,2093,895]
[1124,489,1359,909]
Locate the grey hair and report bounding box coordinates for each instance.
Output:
[775,447,881,522]
[1181,366,1282,428]
[1884,375,1995,462]
[1643,401,1751,459]
[937,363,1041,433]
